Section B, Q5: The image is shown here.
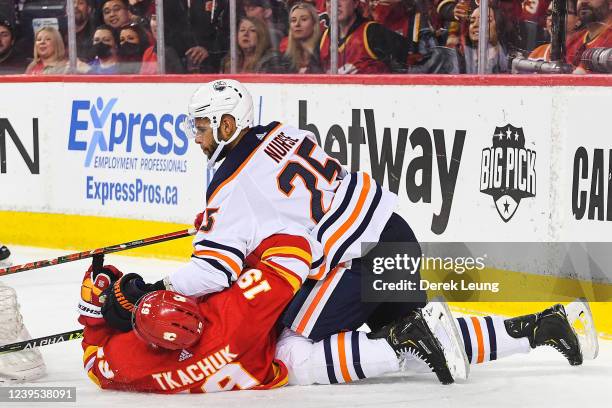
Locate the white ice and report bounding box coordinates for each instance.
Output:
[2,245,611,408]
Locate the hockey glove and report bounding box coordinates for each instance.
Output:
[78,264,123,327]
[101,273,155,332]
[194,211,204,230]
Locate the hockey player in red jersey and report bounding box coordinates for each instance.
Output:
[78,234,311,392]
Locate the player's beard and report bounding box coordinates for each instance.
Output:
[578,3,608,25]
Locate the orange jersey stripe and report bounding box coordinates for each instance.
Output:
[471,316,485,364]
[296,266,342,334]
[310,263,327,280]
[193,249,241,276]
[323,174,371,256]
[337,332,352,382]
[207,123,282,204]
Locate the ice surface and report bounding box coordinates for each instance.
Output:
[2,245,610,408]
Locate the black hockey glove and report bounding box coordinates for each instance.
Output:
[101,273,155,332]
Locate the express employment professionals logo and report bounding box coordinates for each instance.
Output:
[67,97,189,169]
[479,124,536,222]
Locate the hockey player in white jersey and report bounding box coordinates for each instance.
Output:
[123,79,596,386]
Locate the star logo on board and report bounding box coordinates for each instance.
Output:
[480,124,536,222]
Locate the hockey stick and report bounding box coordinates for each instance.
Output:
[0,329,84,354]
[0,228,197,277]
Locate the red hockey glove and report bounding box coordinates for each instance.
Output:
[194,211,204,230]
[78,264,123,327]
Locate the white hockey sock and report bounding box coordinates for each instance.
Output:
[455,316,530,364]
[275,329,398,385]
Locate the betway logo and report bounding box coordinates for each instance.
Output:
[67,97,189,167]
[299,100,465,235]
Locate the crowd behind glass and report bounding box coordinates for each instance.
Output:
[0,0,610,75]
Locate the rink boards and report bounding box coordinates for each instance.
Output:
[0,75,611,335]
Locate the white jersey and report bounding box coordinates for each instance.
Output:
[169,122,397,297]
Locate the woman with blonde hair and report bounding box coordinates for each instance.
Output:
[25,26,90,74]
[284,2,322,73]
[25,26,68,74]
[221,16,289,73]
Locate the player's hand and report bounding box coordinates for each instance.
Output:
[101,273,154,332]
[78,264,123,327]
[194,211,204,230]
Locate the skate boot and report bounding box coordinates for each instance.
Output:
[0,245,11,267]
[505,304,582,366]
[368,310,455,384]
[0,283,47,383]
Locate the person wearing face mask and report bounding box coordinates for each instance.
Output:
[88,25,120,74]
[117,22,149,74]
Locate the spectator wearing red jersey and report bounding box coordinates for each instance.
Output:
[566,0,612,72]
[284,2,323,72]
[320,0,415,73]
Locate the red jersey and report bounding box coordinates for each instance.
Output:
[566,25,612,70]
[81,234,311,394]
[319,21,389,74]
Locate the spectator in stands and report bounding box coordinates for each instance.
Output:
[126,0,211,73]
[319,0,415,73]
[0,17,28,74]
[221,16,290,73]
[25,26,70,74]
[284,2,323,72]
[75,0,96,61]
[369,0,439,65]
[139,14,184,74]
[566,0,612,72]
[244,0,288,50]
[101,0,131,29]
[117,22,149,73]
[457,7,509,73]
[88,24,120,74]
[529,0,580,60]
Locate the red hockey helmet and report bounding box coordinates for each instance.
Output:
[132,291,204,350]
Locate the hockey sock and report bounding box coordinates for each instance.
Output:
[275,329,398,385]
[455,316,531,364]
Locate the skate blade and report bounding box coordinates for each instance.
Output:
[565,298,599,360]
[423,297,470,381]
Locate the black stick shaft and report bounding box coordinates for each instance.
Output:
[0,228,196,276]
[0,329,84,354]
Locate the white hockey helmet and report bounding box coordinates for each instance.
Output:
[185,79,254,168]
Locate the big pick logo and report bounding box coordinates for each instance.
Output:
[67,97,188,166]
[479,124,536,222]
